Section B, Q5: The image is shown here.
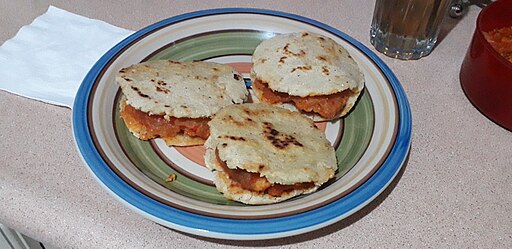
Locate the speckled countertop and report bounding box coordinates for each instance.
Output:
[1,0,511,248]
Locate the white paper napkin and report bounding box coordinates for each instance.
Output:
[0,6,133,108]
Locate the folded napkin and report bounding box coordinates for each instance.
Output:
[0,6,133,108]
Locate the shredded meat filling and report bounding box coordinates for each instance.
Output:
[252,79,353,119]
[120,102,210,140]
[484,26,512,62]
[215,149,314,197]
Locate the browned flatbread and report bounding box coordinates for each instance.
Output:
[204,103,337,204]
[161,135,205,147]
[250,32,365,121]
[115,60,248,146]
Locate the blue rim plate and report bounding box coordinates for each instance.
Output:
[72,8,411,240]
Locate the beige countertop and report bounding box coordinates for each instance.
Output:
[1,0,511,248]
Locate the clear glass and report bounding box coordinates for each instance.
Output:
[370,0,453,60]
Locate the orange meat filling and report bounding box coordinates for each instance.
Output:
[484,26,512,62]
[120,102,210,140]
[252,79,353,119]
[215,149,314,197]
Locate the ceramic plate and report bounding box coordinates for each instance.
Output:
[72,8,411,240]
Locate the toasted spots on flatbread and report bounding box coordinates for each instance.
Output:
[116,60,248,119]
[204,103,337,204]
[115,60,248,146]
[262,121,304,149]
[251,32,365,120]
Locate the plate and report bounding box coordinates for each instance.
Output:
[72,8,411,240]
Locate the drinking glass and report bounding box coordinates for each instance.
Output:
[370,0,453,60]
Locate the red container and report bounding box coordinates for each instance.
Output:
[460,0,512,131]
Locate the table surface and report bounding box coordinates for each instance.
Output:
[1,0,511,248]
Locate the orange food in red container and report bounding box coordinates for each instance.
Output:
[460,0,512,131]
[484,26,512,62]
